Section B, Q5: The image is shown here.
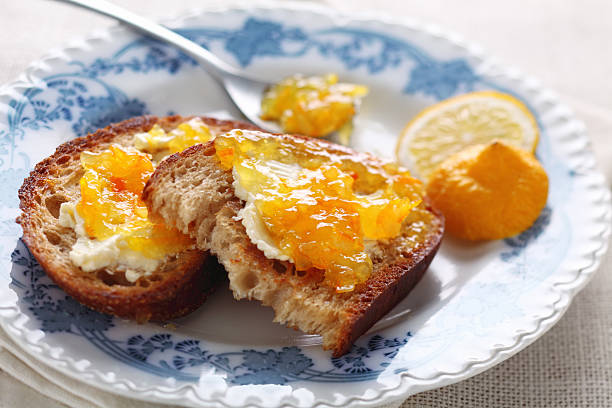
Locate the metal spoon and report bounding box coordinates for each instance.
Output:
[53,0,281,132]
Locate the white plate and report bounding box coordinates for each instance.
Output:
[0,3,609,407]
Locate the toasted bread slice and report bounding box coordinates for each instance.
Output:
[143,133,444,355]
[18,115,259,322]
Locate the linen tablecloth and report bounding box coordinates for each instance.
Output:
[1,0,611,406]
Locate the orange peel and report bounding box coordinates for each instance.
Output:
[425,141,548,240]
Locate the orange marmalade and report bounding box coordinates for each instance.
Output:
[260,74,368,140]
[133,118,214,158]
[77,145,191,259]
[214,130,423,292]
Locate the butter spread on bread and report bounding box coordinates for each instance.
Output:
[59,200,160,280]
[143,130,444,355]
[215,129,425,292]
[133,117,214,163]
[57,145,193,282]
[17,115,260,322]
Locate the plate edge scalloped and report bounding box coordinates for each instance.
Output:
[0,2,610,407]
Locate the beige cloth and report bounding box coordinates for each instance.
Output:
[1,0,611,407]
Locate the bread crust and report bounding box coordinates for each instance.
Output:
[207,198,443,357]
[144,130,444,355]
[17,115,257,322]
[333,202,443,355]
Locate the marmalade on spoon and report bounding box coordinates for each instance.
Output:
[214,130,423,292]
[260,74,368,140]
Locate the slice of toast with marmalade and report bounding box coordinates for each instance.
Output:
[18,115,260,322]
[143,128,444,355]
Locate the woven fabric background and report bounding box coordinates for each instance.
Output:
[404,254,612,408]
[1,1,611,407]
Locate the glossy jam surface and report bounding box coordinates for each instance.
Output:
[215,130,423,292]
[260,74,368,139]
[76,145,192,259]
[134,118,213,157]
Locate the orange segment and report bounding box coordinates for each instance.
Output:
[425,141,548,240]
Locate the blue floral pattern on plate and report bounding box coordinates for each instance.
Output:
[2,17,485,154]
[11,239,412,384]
[3,15,569,383]
[0,9,608,405]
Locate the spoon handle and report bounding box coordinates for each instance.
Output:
[52,0,243,81]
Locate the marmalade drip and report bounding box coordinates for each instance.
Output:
[76,145,192,259]
[215,130,423,292]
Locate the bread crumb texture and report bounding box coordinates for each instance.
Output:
[17,116,258,321]
[144,131,444,356]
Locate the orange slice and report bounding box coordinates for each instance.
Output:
[396,91,539,181]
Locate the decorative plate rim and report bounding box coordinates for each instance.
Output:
[0,1,610,407]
